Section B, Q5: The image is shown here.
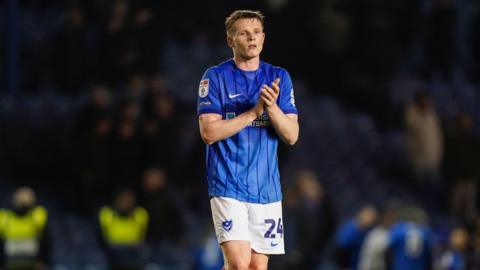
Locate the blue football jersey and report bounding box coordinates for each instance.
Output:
[388,222,432,270]
[197,59,297,204]
[440,251,466,270]
[335,219,371,270]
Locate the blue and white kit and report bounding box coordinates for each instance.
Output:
[198,59,297,254]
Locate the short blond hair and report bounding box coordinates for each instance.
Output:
[225,10,265,36]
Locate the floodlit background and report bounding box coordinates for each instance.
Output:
[1,0,480,269]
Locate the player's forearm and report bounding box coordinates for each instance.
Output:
[266,105,299,145]
[202,109,258,144]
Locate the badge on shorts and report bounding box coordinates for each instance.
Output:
[199,79,209,98]
[222,219,233,232]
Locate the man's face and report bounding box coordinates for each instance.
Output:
[115,191,135,213]
[228,18,265,60]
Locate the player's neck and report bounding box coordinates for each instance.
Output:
[233,56,260,71]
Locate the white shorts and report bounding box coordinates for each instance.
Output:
[210,196,285,255]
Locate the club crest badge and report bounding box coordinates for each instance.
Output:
[222,219,233,232]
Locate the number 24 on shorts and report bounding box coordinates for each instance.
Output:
[264,218,283,239]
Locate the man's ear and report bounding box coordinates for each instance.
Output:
[227,36,234,48]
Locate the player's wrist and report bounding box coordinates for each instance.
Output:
[248,108,261,119]
[266,103,279,113]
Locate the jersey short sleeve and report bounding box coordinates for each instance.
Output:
[278,70,298,115]
[197,68,222,116]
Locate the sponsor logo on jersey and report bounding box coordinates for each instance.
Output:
[199,79,209,98]
[222,219,233,232]
[250,114,270,127]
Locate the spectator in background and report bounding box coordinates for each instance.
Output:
[124,74,147,102]
[139,167,184,246]
[98,189,149,270]
[386,205,432,270]
[335,205,378,270]
[139,169,191,270]
[405,90,443,185]
[111,99,146,187]
[0,187,50,270]
[193,228,224,270]
[75,86,113,213]
[142,74,170,122]
[76,85,112,138]
[143,90,179,175]
[76,113,113,214]
[438,227,470,270]
[147,73,169,96]
[444,112,479,222]
[358,201,398,270]
[286,170,336,270]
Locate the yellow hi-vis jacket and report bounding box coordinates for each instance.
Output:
[99,206,149,246]
[0,206,47,257]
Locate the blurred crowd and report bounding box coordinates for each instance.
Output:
[3,0,480,269]
[8,0,480,96]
